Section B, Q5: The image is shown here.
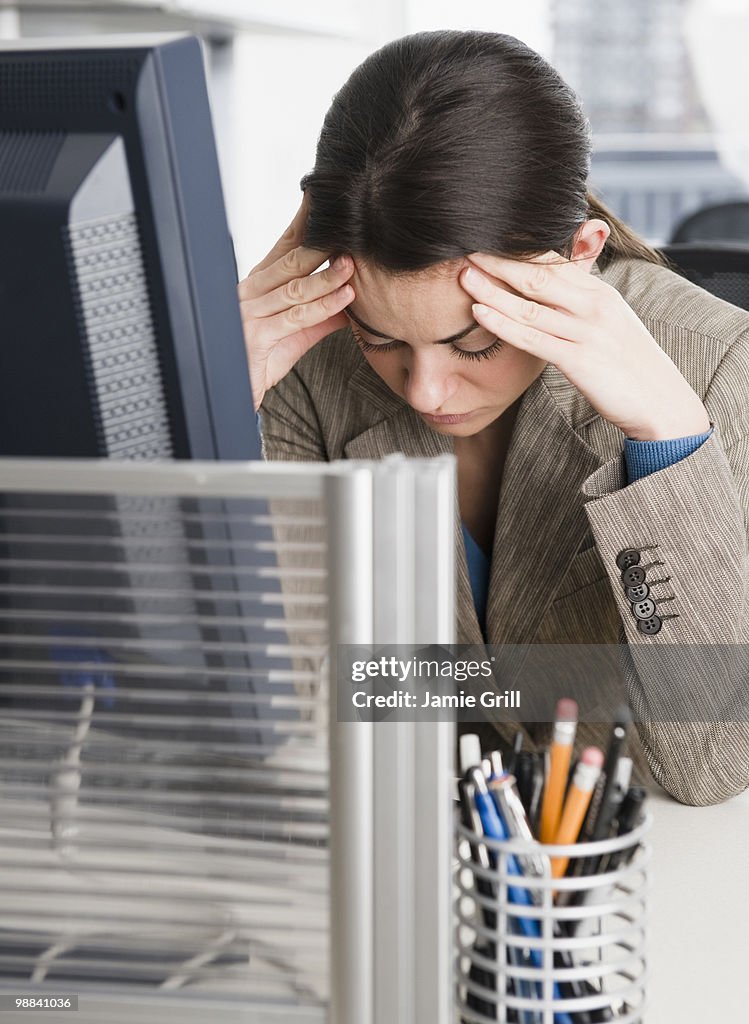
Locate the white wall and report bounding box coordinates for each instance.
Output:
[229,1,553,271]
[226,33,373,275]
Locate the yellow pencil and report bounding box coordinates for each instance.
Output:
[551,747,604,879]
[539,698,578,844]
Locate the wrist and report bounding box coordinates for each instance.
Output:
[626,412,711,443]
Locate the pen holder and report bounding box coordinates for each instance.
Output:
[454,812,651,1024]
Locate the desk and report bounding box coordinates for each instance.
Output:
[646,784,749,1022]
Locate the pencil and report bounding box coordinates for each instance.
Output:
[551,747,604,879]
[539,698,578,843]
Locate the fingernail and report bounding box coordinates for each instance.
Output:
[333,255,349,271]
[464,266,479,284]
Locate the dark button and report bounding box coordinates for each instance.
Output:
[626,582,649,602]
[616,548,641,571]
[637,615,662,635]
[632,598,657,620]
[622,565,646,588]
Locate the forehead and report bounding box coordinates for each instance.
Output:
[351,257,465,294]
[349,258,470,321]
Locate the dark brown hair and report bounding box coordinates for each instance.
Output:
[301,31,665,273]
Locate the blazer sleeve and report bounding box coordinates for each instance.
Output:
[258,367,328,463]
[580,328,749,806]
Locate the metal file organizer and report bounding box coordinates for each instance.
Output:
[0,454,456,1024]
[454,815,650,1024]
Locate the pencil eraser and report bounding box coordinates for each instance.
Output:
[581,746,605,768]
[556,698,578,722]
[459,733,482,773]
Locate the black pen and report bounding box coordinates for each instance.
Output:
[505,729,524,777]
[601,787,647,874]
[573,789,646,1024]
[514,750,535,815]
[527,754,544,836]
[590,708,632,842]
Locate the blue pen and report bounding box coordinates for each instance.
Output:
[468,767,574,1024]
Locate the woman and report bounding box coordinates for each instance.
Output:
[238,30,749,806]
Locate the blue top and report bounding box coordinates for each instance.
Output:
[463,428,714,638]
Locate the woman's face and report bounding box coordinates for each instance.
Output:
[344,257,547,437]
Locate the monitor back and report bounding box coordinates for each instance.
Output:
[0,34,259,461]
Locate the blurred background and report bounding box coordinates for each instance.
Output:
[1,0,747,274]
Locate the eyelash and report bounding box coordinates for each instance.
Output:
[350,326,504,362]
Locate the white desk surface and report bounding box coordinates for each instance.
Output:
[646,784,749,1022]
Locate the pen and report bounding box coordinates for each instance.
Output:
[588,708,632,843]
[514,751,535,816]
[489,775,548,880]
[506,729,524,777]
[601,786,647,874]
[539,699,578,844]
[467,768,575,1024]
[459,733,483,775]
[458,777,499,1021]
[458,777,495,920]
[551,747,604,879]
[574,756,632,884]
[467,767,541,1024]
[491,776,596,1024]
[515,751,544,837]
[488,749,505,780]
[567,788,646,1023]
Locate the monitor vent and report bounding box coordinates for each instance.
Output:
[65,213,174,460]
[0,130,64,193]
[0,57,140,115]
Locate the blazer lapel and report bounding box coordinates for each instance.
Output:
[344,365,485,645]
[485,367,607,645]
[342,359,614,649]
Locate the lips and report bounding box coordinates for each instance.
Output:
[421,411,474,425]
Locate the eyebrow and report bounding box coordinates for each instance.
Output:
[345,306,479,345]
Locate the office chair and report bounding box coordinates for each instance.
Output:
[659,243,749,311]
[669,200,749,244]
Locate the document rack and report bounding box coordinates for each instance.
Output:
[0,455,456,1024]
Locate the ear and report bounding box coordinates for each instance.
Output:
[570,219,611,272]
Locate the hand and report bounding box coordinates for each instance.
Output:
[460,251,711,441]
[237,193,355,411]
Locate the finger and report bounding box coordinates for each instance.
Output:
[467,250,595,315]
[249,192,311,276]
[265,310,351,376]
[471,302,571,366]
[244,255,354,319]
[252,283,355,349]
[460,266,590,344]
[239,244,334,303]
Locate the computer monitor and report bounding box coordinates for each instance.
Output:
[0,33,259,460]
[0,37,292,771]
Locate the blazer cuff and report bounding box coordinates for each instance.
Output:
[580,424,746,645]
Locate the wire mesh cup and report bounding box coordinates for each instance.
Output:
[454,810,651,1024]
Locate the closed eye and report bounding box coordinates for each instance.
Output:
[349,325,503,362]
[451,338,504,362]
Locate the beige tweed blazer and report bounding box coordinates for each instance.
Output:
[260,256,749,806]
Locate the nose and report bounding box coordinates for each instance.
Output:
[403,350,459,414]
